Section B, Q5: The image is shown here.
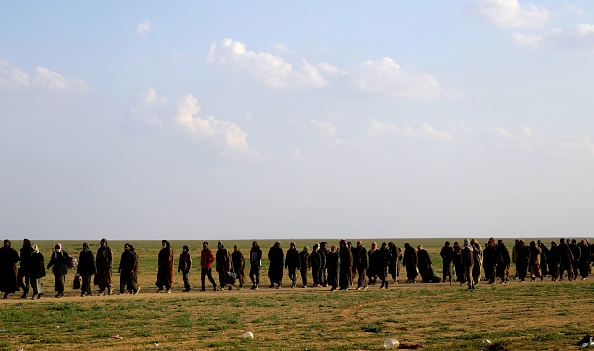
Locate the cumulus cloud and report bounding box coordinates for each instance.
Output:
[367,119,454,143]
[175,93,250,153]
[207,38,328,90]
[546,23,594,49]
[474,0,549,29]
[0,60,89,92]
[136,19,152,38]
[352,57,442,99]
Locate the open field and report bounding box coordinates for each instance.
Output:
[1,239,593,350]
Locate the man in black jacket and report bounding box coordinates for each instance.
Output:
[118,243,138,295]
[249,241,262,290]
[338,240,353,290]
[353,241,368,291]
[77,243,96,296]
[285,242,301,288]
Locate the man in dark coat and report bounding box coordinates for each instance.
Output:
[95,238,113,295]
[77,243,96,297]
[130,244,140,293]
[548,241,560,281]
[353,241,368,290]
[118,243,138,294]
[538,240,549,277]
[0,239,19,299]
[28,244,45,299]
[249,241,262,290]
[388,242,399,283]
[327,246,339,290]
[319,242,328,287]
[216,241,232,290]
[47,243,70,298]
[299,246,310,288]
[338,240,353,290]
[378,242,392,288]
[570,239,581,280]
[156,240,174,293]
[402,243,418,284]
[231,245,245,290]
[496,239,511,284]
[310,244,322,287]
[515,240,530,282]
[416,245,432,283]
[348,241,357,285]
[18,239,32,298]
[367,242,379,285]
[558,238,574,281]
[462,239,475,290]
[268,241,284,288]
[285,242,301,288]
[453,242,466,285]
[482,238,498,284]
[178,245,192,292]
[440,241,454,283]
[578,240,591,280]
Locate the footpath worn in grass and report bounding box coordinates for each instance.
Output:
[1,239,592,350]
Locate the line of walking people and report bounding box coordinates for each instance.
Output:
[436,238,593,290]
[2,237,591,299]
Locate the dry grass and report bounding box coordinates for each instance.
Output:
[0,239,592,350]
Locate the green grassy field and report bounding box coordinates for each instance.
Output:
[1,239,592,350]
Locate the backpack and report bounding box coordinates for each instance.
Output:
[68,256,77,269]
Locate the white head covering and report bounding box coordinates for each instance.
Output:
[463,239,473,251]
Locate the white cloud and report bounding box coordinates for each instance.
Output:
[547,24,594,49]
[367,119,454,143]
[175,93,250,153]
[0,60,89,92]
[512,32,544,48]
[317,62,345,75]
[475,0,549,29]
[352,57,442,99]
[0,59,29,90]
[567,5,589,18]
[207,38,328,90]
[143,88,168,105]
[575,23,594,35]
[136,19,152,38]
[309,119,338,139]
[270,42,297,56]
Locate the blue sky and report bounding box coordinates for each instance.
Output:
[1,1,594,240]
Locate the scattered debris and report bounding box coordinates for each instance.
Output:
[0,330,5,333]
[483,343,508,351]
[154,342,159,346]
[111,335,124,340]
[383,338,399,349]
[579,335,594,346]
[361,325,382,333]
[398,343,425,349]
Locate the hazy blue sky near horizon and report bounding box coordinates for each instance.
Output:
[2,1,594,241]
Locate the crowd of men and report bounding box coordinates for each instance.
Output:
[0,237,591,299]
